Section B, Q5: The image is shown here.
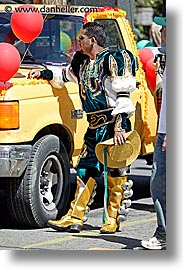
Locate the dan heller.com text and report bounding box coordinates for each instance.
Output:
[14,5,98,14]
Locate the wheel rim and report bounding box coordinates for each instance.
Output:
[39,154,63,211]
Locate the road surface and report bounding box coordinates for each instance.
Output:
[0,158,156,250]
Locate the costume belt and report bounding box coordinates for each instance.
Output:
[87,108,115,129]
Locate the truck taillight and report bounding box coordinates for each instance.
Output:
[0,101,19,129]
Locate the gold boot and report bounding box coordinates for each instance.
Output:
[47,177,81,229]
[47,177,96,232]
[100,176,130,234]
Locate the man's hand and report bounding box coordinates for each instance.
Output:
[162,135,166,151]
[28,69,41,79]
[114,131,126,145]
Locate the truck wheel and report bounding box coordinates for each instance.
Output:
[7,135,70,228]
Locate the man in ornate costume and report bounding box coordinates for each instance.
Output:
[29,21,137,234]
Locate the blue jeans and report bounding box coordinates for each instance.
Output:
[150,133,166,240]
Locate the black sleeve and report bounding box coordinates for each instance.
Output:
[71,51,89,77]
[40,69,53,80]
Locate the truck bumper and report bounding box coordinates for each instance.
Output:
[0,145,32,177]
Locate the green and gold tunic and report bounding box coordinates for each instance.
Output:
[41,48,137,182]
[74,48,137,182]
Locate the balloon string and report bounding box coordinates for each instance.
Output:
[20,43,31,64]
[20,0,55,65]
[43,14,48,22]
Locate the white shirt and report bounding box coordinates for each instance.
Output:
[48,63,136,117]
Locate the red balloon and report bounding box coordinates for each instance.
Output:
[0,43,21,82]
[138,48,154,70]
[145,58,156,92]
[11,4,43,43]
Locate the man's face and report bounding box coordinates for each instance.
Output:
[79,29,93,55]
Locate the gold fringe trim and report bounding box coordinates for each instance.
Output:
[0,79,49,98]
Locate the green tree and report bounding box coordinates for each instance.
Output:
[134,0,164,41]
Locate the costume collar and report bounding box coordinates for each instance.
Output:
[96,47,110,58]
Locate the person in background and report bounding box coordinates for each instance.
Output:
[29,21,137,234]
[141,16,166,250]
[149,21,161,47]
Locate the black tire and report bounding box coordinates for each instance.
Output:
[7,135,70,228]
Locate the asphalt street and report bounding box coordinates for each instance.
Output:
[0,157,157,251]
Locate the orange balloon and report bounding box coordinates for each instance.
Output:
[11,4,43,43]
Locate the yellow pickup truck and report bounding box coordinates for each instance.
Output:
[0,5,158,228]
